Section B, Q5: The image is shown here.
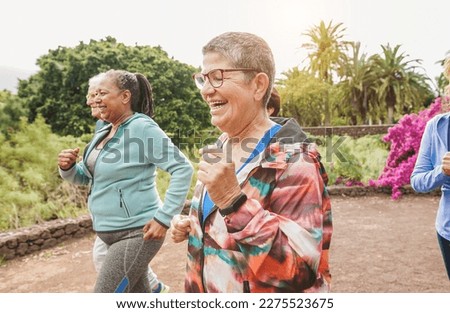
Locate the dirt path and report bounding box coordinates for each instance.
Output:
[1,194,449,292]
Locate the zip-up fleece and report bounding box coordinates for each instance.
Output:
[185,118,332,293]
[411,112,450,240]
[59,113,193,232]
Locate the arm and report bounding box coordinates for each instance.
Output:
[410,121,450,192]
[58,147,91,186]
[224,156,328,288]
[143,123,194,228]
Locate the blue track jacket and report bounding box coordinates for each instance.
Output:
[411,112,450,240]
[59,113,193,232]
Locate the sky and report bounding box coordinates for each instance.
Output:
[1,0,449,89]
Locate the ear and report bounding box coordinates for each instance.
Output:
[121,90,132,105]
[253,72,270,102]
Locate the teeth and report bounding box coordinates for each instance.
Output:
[211,105,224,111]
[209,100,225,105]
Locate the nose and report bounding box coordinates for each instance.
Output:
[200,80,215,97]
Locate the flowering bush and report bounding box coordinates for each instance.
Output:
[369,97,443,199]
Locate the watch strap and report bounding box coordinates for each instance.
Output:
[219,193,247,217]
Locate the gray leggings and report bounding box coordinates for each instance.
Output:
[95,227,164,293]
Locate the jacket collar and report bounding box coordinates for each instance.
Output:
[82,113,148,169]
[269,117,310,144]
[215,117,310,148]
[214,118,312,182]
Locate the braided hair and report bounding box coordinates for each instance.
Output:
[104,69,154,118]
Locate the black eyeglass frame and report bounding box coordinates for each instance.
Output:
[192,68,258,89]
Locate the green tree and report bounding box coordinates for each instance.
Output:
[18,37,210,142]
[0,90,28,137]
[302,20,350,125]
[279,68,335,126]
[369,44,433,123]
[337,42,378,124]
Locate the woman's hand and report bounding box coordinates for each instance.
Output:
[443,152,450,176]
[143,219,167,240]
[197,145,241,208]
[58,147,80,170]
[170,214,191,243]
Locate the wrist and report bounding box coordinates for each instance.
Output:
[215,187,242,208]
[59,163,75,171]
[218,192,247,217]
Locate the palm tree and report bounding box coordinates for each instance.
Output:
[369,44,431,123]
[338,42,377,124]
[302,20,350,125]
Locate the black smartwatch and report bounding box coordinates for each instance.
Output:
[219,192,247,217]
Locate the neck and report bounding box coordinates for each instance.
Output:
[111,111,134,129]
[227,114,274,144]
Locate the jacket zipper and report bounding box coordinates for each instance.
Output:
[119,189,131,217]
[199,167,259,293]
[199,184,207,292]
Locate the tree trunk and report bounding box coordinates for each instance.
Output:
[387,105,394,124]
[362,88,368,124]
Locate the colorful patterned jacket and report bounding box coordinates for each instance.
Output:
[185,117,332,292]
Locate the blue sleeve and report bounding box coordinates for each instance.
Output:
[143,122,194,226]
[410,121,450,192]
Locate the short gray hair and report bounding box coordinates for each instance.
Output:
[202,32,275,106]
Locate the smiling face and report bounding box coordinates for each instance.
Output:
[86,76,103,120]
[91,75,132,125]
[200,52,265,135]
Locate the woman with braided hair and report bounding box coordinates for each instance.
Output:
[58,69,193,292]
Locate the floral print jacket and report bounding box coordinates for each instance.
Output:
[185,117,332,293]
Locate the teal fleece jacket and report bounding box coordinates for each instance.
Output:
[59,113,193,232]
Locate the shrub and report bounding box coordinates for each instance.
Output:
[369,97,442,199]
[0,116,87,230]
[314,134,388,186]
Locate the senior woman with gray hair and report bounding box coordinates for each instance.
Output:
[170,32,332,293]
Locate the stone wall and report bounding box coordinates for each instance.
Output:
[302,124,394,138]
[0,185,439,261]
[0,215,93,261]
[327,184,441,197]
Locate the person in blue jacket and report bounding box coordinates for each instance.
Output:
[85,73,170,293]
[58,69,193,292]
[411,57,450,279]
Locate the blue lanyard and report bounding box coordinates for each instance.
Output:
[202,124,281,222]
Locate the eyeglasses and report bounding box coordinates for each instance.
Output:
[192,68,258,89]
